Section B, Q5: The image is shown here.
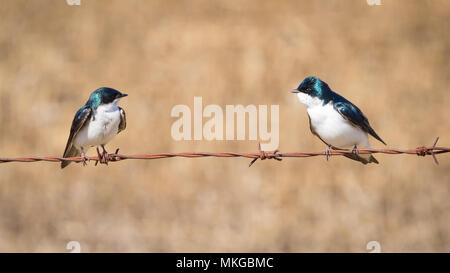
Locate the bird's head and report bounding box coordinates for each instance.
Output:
[291,76,332,107]
[87,87,128,108]
[291,76,329,97]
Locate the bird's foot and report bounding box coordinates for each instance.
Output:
[81,152,88,166]
[352,145,359,155]
[101,145,109,165]
[95,146,109,165]
[325,145,332,161]
[95,147,103,166]
[94,146,118,165]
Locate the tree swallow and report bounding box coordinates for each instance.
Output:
[291,76,386,164]
[61,87,127,168]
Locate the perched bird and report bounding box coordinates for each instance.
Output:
[291,76,386,164]
[61,87,127,168]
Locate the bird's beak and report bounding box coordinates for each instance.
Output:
[290,89,300,93]
[120,93,128,98]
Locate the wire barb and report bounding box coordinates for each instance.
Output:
[0,137,448,166]
[248,143,282,167]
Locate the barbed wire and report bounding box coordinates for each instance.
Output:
[0,137,448,167]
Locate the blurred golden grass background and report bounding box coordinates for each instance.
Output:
[0,0,449,252]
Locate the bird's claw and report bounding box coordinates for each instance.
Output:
[102,150,109,165]
[95,146,120,165]
[101,145,109,165]
[81,152,88,166]
[95,147,101,166]
[95,146,109,165]
[325,146,331,161]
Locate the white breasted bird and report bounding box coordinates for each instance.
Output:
[61,87,127,168]
[291,76,386,164]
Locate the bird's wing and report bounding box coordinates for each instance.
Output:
[333,101,386,145]
[118,107,126,134]
[62,106,92,157]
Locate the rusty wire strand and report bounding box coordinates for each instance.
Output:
[0,137,448,166]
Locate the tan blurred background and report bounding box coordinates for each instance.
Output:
[0,0,449,252]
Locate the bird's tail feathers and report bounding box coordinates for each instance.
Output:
[332,143,379,165]
[61,145,80,169]
[342,152,379,164]
[368,127,386,146]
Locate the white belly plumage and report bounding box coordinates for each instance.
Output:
[73,105,121,150]
[292,90,372,150]
[307,103,370,149]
